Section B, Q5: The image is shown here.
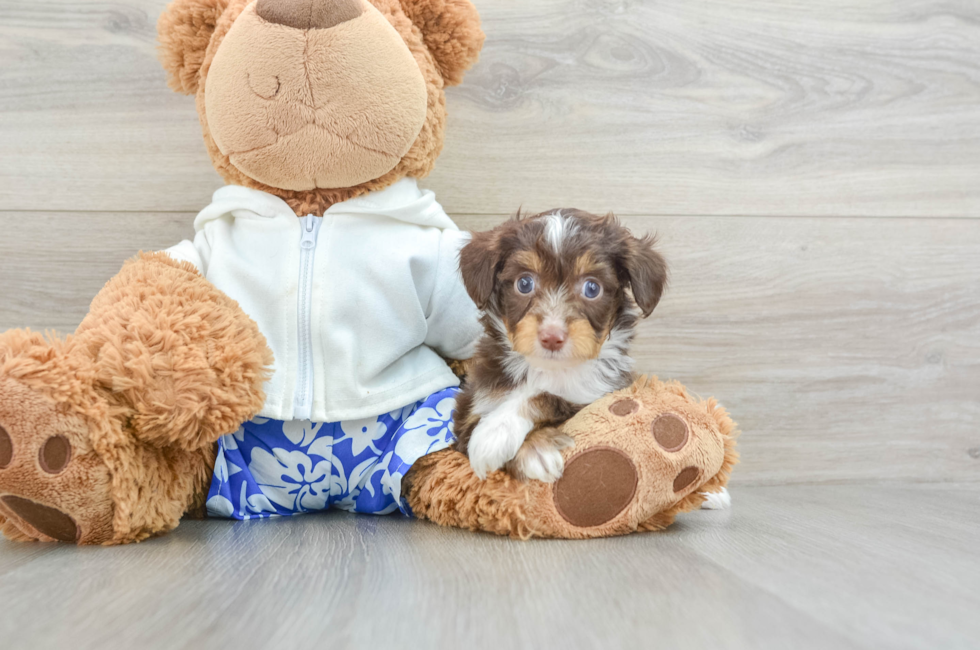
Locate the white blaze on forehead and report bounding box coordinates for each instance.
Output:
[540,287,571,324]
[543,211,578,253]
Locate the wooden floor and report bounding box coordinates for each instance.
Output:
[0,484,977,650]
[1,0,979,487]
[1,0,978,648]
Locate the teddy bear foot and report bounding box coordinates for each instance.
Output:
[0,375,115,544]
[540,376,738,536]
[405,376,738,539]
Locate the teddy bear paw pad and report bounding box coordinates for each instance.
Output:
[553,447,638,527]
[0,425,12,469]
[652,413,689,452]
[1,496,79,542]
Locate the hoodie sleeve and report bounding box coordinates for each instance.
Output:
[423,229,482,359]
[163,228,213,277]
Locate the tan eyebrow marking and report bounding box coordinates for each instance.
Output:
[574,251,604,277]
[512,250,543,274]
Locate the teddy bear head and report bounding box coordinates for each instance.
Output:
[158,0,484,215]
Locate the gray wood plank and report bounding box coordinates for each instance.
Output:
[0,212,978,484]
[679,484,980,650]
[2,0,980,216]
[0,542,58,579]
[0,212,194,332]
[0,484,976,650]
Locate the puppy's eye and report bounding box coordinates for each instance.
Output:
[582,280,602,300]
[516,275,535,295]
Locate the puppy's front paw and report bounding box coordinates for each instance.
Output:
[467,409,533,479]
[507,428,574,483]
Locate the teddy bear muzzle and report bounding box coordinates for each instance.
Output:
[203,0,429,192]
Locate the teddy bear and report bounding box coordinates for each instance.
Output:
[0,0,737,545]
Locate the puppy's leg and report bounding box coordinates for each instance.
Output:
[505,393,580,482]
[467,393,535,479]
[700,486,732,510]
[506,427,574,483]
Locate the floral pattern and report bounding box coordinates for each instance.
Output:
[206,387,458,519]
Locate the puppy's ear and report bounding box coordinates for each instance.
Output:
[157,0,228,95]
[399,0,485,86]
[459,230,500,310]
[624,234,668,317]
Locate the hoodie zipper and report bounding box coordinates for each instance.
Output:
[294,214,323,420]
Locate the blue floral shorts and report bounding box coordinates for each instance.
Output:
[205,387,458,520]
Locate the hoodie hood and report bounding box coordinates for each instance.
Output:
[193,178,458,232]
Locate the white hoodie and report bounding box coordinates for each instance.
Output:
[166,178,482,423]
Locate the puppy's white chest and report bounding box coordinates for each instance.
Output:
[525,366,607,404]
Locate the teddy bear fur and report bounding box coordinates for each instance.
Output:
[0,0,737,545]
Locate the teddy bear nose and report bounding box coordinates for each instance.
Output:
[256,0,364,30]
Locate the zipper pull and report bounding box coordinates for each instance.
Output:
[300,214,320,249]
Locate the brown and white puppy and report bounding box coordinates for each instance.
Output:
[454,209,668,482]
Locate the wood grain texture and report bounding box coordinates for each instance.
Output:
[2,0,980,215]
[0,484,976,650]
[1,212,977,485]
[2,3,978,647]
[0,213,194,332]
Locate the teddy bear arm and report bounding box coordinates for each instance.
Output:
[75,251,274,451]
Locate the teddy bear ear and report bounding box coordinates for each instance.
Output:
[399,0,485,87]
[157,0,229,94]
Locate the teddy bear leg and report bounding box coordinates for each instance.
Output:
[405,376,738,539]
[0,252,271,544]
[404,448,543,538]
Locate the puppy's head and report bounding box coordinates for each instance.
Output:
[460,209,667,366]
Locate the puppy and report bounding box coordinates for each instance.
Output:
[454,209,668,482]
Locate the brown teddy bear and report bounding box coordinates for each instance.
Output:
[0,0,736,545]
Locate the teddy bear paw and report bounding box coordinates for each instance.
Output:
[0,377,114,544]
[526,378,736,537]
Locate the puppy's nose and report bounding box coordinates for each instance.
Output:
[538,325,567,352]
[257,0,364,30]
